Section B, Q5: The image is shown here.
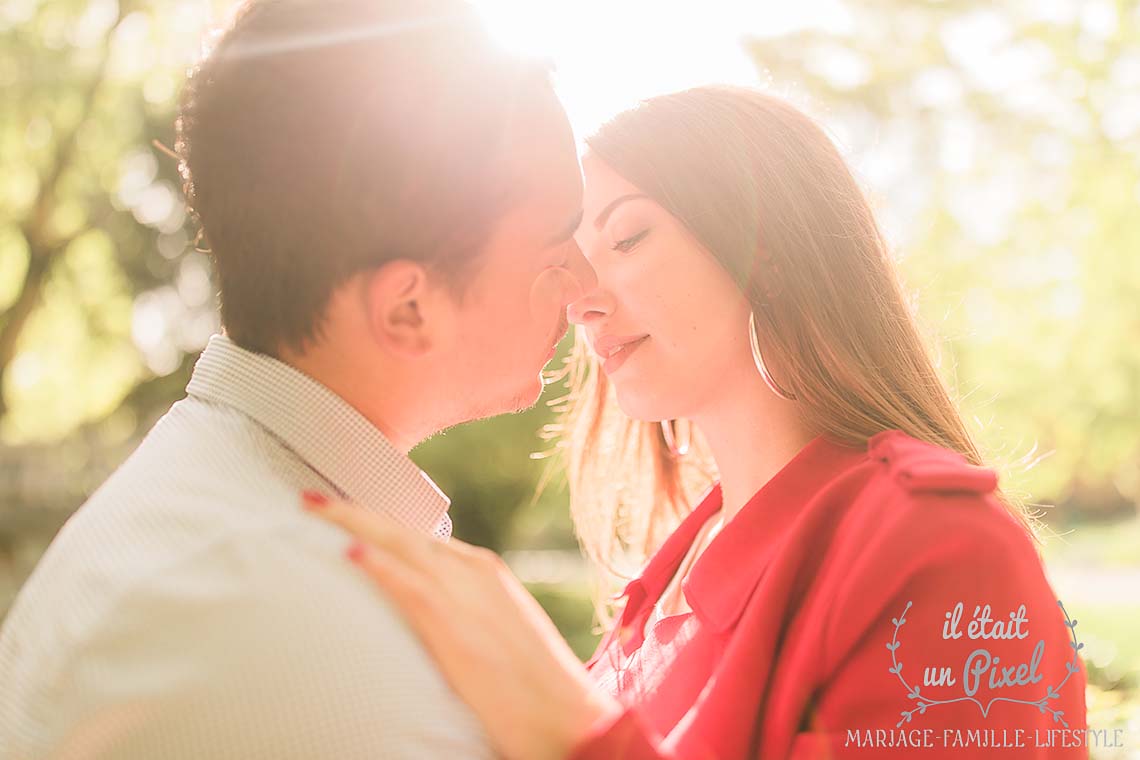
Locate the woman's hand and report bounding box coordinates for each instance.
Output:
[301,491,620,760]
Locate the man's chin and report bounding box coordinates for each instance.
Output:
[465,373,544,422]
[505,373,545,414]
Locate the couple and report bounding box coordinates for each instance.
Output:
[0,0,1087,758]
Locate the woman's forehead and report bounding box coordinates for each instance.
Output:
[582,156,643,197]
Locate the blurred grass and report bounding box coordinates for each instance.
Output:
[1043,514,1140,569]
[1041,514,1140,758]
[1073,603,1140,683]
[1041,514,1140,680]
[529,583,602,662]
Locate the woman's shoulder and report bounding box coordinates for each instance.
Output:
[848,430,1022,535]
[821,429,1042,592]
[799,434,1085,741]
[808,433,1061,669]
[862,429,1001,500]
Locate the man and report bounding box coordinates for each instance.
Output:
[0,0,590,756]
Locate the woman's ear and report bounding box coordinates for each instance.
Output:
[363,260,452,358]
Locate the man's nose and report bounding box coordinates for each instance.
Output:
[560,242,597,304]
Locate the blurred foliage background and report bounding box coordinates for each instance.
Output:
[1,0,1137,755]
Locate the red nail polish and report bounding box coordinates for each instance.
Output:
[301,490,329,509]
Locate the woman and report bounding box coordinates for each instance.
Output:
[303,86,1088,759]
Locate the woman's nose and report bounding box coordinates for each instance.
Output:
[566,259,612,326]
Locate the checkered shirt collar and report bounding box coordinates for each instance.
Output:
[186,334,452,539]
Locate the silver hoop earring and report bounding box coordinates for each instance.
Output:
[749,311,797,401]
[660,419,691,458]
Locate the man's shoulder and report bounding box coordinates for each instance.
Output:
[1,497,483,747]
[1,396,334,657]
[97,395,304,506]
[62,393,328,556]
[72,522,489,750]
[2,506,491,760]
[100,515,416,640]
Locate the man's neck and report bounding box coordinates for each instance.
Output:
[276,342,427,455]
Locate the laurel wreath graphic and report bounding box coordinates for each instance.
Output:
[887,600,1082,729]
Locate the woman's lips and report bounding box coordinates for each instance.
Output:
[601,336,649,375]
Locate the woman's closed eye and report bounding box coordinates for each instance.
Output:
[611,228,650,253]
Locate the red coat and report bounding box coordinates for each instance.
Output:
[570,431,1088,759]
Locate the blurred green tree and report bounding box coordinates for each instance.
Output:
[1,0,1137,538]
[1,0,216,448]
[745,0,1140,520]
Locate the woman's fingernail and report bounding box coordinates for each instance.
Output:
[301,490,329,510]
[346,541,366,562]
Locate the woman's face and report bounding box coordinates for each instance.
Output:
[568,155,757,422]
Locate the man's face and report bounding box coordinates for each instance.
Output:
[444,105,592,420]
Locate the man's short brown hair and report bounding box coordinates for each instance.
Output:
[176,0,555,355]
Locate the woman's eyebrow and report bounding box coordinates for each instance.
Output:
[593,193,650,230]
[544,209,584,247]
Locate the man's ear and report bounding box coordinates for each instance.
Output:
[362,260,451,358]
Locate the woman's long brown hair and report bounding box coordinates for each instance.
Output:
[546,86,1035,624]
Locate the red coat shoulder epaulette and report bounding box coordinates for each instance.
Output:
[867,429,998,496]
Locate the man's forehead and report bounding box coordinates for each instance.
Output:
[496,102,583,237]
[511,127,581,182]
[513,151,582,213]
[486,158,579,244]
